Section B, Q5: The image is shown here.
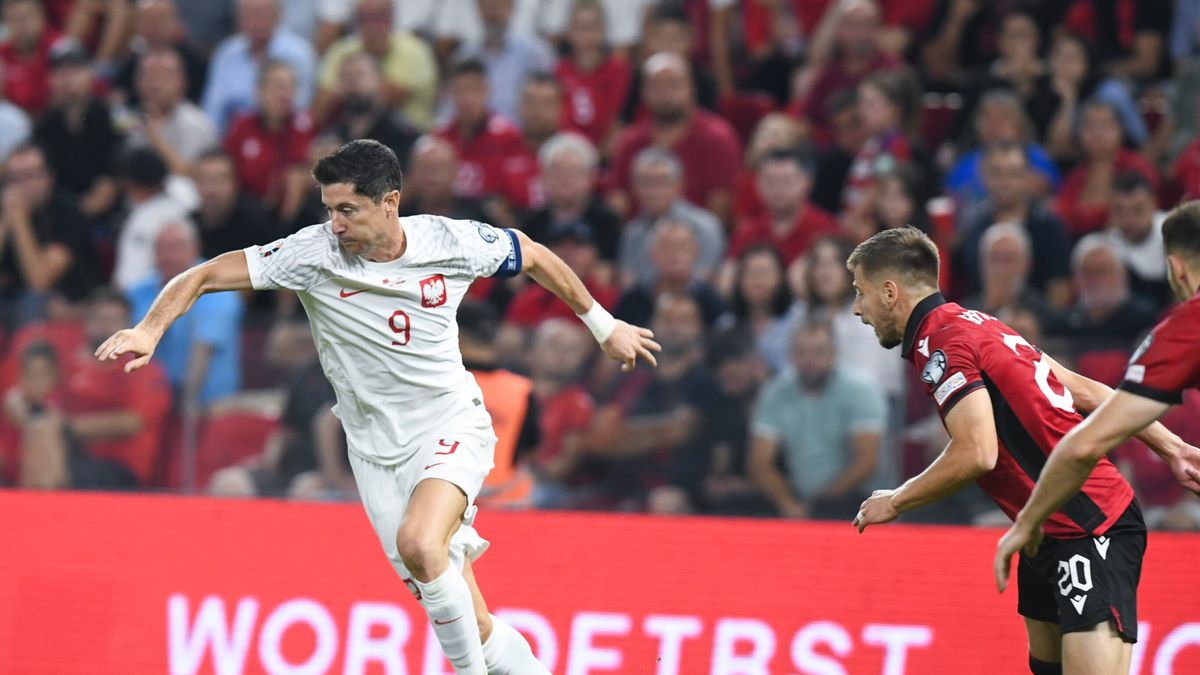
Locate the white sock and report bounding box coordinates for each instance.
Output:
[482,615,550,675]
[413,568,486,675]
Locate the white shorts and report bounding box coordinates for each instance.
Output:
[348,421,496,580]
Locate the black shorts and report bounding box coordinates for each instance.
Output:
[1017,499,1146,643]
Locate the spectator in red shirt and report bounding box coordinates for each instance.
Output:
[0,0,65,114]
[7,288,171,488]
[841,68,920,227]
[504,220,619,330]
[223,59,315,222]
[494,74,563,222]
[526,318,598,509]
[399,135,490,223]
[555,0,631,153]
[433,58,525,201]
[608,52,743,225]
[729,149,838,267]
[1054,98,1158,239]
[733,112,805,223]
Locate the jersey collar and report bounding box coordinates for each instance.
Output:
[901,292,946,358]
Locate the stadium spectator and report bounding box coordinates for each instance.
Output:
[918,0,1012,91]
[492,74,564,219]
[733,113,804,223]
[112,148,192,290]
[1045,234,1160,356]
[1170,108,1200,201]
[1054,99,1158,239]
[523,132,620,263]
[810,90,868,215]
[433,58,525,201]
[790,0,898,146]
[957,142,1072,307]
[1030,31,1146,162]
[202,0,316,134]
[17,288,171,488]
[749,320,884,519]
[173,0,236,53]
[728,149,837,266]
[961,223,1055,326]
[34,40,123,219]
[0,143,98,327]
[1058,0,1170,83]
[609,53,742,225]
[715,245,793,372]
[0,0,65,114]
[850,164,933,244]
[617,147,724,288]
[841,68,921,224]
[619,5,719,124]
[945,89,1059,211]
[127,222,243,409]
[1103,172,1171,309]
[399,135,489,222]
[615,219,725,328]
[0,61,32,166]
[525,318,597,509]
[126,49,218,177]
[954,7,1045,117]
[451,0,555,124]
[222,60,315,221]
[1172,0,1200,64]
[191,149,277,261]
[110,0,208,106]
[589,293,722,511]
[0,342,61,486]
[504,220,618,329]
[324,52,420,170]
[554,0,631,151]
[313,0,439,130]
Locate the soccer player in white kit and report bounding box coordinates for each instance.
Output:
[95,140,661,674]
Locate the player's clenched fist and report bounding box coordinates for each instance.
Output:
[601,322,662,372]
[94,326,159,373]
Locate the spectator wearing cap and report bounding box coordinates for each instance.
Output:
[112,148,192,289]
[33,39,124,219]
[324,52,420,171]
[957,141,1072,308]
[523,132,620,263]
[313,0,439,130]
[222,60,315,222]
[727,149,837,268]
[0,0,66,114]
[191,149,277,260]
[615,218,725,329]
[492,74,565,221]
[451,0,556,124]
[0,59,31,167]
[399,135,490,222]
[504,218,619,329]
[111,0,209,106]
[433,59,525,201]
[608,52,742,226]
[0,143,99,327]
[617,147,724,288]
[1103,172,1171,309]
[126,48,218,177]
[127,221,242,410]
[202,0,317,135]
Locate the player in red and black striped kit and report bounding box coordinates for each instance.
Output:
[996,203,1200,634]
[846,227,1200,675]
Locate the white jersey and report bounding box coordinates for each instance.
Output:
[243,215,522,463]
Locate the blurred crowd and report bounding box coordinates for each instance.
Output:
[0,0,1198,530]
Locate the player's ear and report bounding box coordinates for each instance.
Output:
[383,189,401,213]
[1167,253,1186,287]
[881,279,899,306]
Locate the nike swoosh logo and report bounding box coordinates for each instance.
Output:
[433,616,462,626]
[424,462,444,470]
[339,288,369,298]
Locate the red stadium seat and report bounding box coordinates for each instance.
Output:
[161,410,278,490]
[718,92,777,145]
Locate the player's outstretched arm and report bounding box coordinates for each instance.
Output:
[854,388,998,532]
[1046,355,1191,464]
[95,252,253,373]
[513,230,661,371]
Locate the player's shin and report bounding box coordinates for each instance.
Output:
[413,568,487,674]
[482,614,551,675]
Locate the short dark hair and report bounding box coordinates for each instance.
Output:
[313,139,403,202]
[1162,201,1200,263]
[20,341,58,369]
[524,71,560,91]
[732,245,791,320]
[87,286,132,315]
[458,300,499,345]
[450,58,487,80]
[650,3,689,26]
[196,146,233,165]
[1112,170,1153,196]
[846,226,940,289]
[760,148,813,175]
[120,147,168,189]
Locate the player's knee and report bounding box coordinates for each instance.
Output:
[1029,655,1063,675]
[395,523,448,577]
